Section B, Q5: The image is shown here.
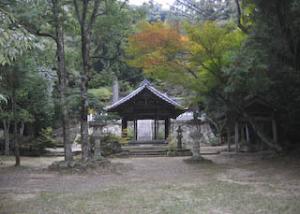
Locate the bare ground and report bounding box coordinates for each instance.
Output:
[0,152,300,214]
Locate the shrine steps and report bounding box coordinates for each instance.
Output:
[128,140,167,144]
[121,144,192,157]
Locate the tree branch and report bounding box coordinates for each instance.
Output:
[234,0,249,34]
[120,0,128,10]
[73,0,82,25]
[185,67,198,79]
[16,20,57,41]
[89,0,101,30]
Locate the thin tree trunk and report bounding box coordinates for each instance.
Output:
[234,121,239,153]
[73,0,101,160]
[80,26,91,160]
[12,88,20,166]
[3,120,10,155]
[52,0,73,161]
[234,0,249,33]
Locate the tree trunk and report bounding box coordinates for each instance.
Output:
[52,0,73,162]
[3,120,10,155]
[80,18,91,161]
[74,0,101,160]
[234,121,239,153]
[234,0,249,33]
[216,92,282,152]
[12,88,20,166]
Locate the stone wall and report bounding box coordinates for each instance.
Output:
[170,120,216,150]
[91,119,216,150]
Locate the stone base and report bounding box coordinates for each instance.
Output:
[167,149,192,157]
[48,158,113,174]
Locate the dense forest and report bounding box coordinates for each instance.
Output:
[1,0,300,166]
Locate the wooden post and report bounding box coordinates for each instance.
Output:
[245,124,250,143]
[272,118,278,144]
[234,121,239,152]
[121,119,127,138]
[165,118,170,140]
[154,119,157,140]
[241,123,245,143]
[134,119,137,140]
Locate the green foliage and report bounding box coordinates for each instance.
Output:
[36,127,58,148]
[127,21,247,104]
[88,87,112,112]
[2,0,299,150]
[0,9,33,65]
[88,88,112,101]
[0,49,55,135]
[186,21,246,95]
[172,0,236,21]
[91,133,123,156]
[208,137,219,146]
[167,134,177,152]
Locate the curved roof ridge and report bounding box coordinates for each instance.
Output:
[104,84,146,110]
[105,80,185,111]
[147,84,184,109]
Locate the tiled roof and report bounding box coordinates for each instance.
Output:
[105,80,184,111]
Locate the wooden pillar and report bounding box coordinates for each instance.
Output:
[241,123,245,143]
[134,119,137,140]
[245,124,250,143]
[234,121,239,152]
[165,118,170,140]
[272,118,278,144]
[121,119,127,138]
[154,119,157,140]
[157,120,160,139]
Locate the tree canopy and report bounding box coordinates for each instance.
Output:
[1,0,300,164]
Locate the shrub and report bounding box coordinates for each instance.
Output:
[20,127,58,156]
[167,134,178,156]
[91,133,123,157]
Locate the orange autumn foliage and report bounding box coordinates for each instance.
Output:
[126,22,189,75]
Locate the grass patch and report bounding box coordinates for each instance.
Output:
[2,180,300,214]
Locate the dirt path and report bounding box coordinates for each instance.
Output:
[0,154,300,214]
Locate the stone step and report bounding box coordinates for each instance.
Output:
[129,152,167,156]
[128,140,167,144]
[129,154,167,157]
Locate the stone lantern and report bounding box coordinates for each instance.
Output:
[176,126,183,150]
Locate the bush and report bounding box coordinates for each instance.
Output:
[167,135,179,156]
[20,127,58,156]
[208,137,220,146]
[101,134,123,156]
[36,127,58,148]
[91,133,123,157]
